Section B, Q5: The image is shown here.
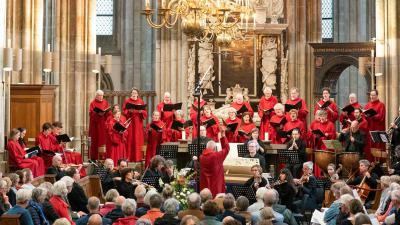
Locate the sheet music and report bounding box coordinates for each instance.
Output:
[380,134,388,142]
[310,209,327,225]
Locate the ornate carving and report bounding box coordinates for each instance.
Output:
[187,44,196,105]
[198,42,215,95]
[265,0,284,24]
[260,37,278,91]
[280,50,289,103]
[224,84,250,104]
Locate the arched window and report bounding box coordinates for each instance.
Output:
[322,0,333,42]
[96,0,114,36]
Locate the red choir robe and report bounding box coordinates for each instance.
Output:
[285,98,309,127]
[339,102,363,129]
[364,100,386,160]
[230,101,254,118]
[7,139,45,177]
[189,100,207,138]
[314,100,339,124]
[107,120,128,166]
[237,122,257,143]
[258,96,278,140]
[35,132,56,168]
[145,120,165,168]
[156,101,175,130]
[200,137,230,197]
[200,114,220,142]
[89,99,110,159]
[170,118,189,142]
[123,98,147,162]
[268,115,287,144]
[224,117,241,143]
[283,119,306,142]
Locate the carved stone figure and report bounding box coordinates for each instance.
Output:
[187,45,196,104]
[260,37,278,91]
[280,49,289,103]
[198,42,215,95]
[265,0,284,23]
[224,84,249,104]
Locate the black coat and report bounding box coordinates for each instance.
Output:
[46,166,65,181]
[275,182,297,212]
[338,130,365,155]
[67,182,89,213]
[105,206,124,223]
[244,177,268,193]
[115,180,136,199]
[42,200,60,224]
[7,189,16,206]
[286,139,307,163]
[347,173,378,204]
[154,214,181,225]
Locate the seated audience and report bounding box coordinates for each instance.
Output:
[27,187,49,225]
[335,194,354,225]
[234,196,251,224]
[0,179,11,216]
[247,187,268,212]
[375,176,391,217]
[134,185,147,210]
[199,188,213,206]
[47,155,67,181]
[354,213,371,225]
[377,182,400,222]
[137,189,157,217]
[154,198,181,225]
[216,193,246,225]
[39,182,60,224]
[49,180,75,225]
[180,215,200,225]
[66,167,89,213]
[105,196,126,223]
[7,173,19,206]
[100,189,119,216]
[323,181,347,225]
[251,189,284,225]
[53,218,72,225]
[341,199,364,225]
[21,169,35,190]
[6,189,34,225]
[200,200,222,225]
[140,193,164,224]
[112,198,139,225]
[88,214,103,225]
[76,197,112,225]
[178,192,205,220]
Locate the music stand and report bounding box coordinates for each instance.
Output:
[237,144,248,157]
[231,185,256,204]
[315,177,331,190]
[188,144,206,157]
[370,131,389,143]
[141,176,161,191]
[277,149,301,165]
[157,144,178,160]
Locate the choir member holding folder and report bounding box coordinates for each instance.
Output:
[200,105,220,142]
[339,93,363,129]
[8,129,45,177]
[89,90,110,160]
[257,87,278,141]
[314,88,338,124]
[230,93,254,118]
[364,89,386,160]
[145,111,165,167]
[237,112,256,143]
[285,87,309,127]
[268,103,287,144]
[107,110,129,166]
[35,122,55,168]
[170,110,191,142]
[157,92,182,130]
[189,96,207,138]
[283,109,306,142]
[123,88,147,162]
[223,107,240,142]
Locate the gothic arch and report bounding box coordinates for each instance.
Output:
[100,66,114,91]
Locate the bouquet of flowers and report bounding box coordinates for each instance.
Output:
[169,169,196,209]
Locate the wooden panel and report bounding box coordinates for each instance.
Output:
[77,175,105,202]
[0,214,21,225]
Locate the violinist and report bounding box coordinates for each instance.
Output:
[294,161,318,211]
[347,159,378,208]
[115,167,137,199]
[244,165,268,192]
[285,128,306,178]
[101,158,117,194]
[273,168,297,212]
[46,155,67,181]
[112,159,128,179]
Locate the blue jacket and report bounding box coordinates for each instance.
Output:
[324,201,341,225]
[6,205,34,225]
[27,200,49,225]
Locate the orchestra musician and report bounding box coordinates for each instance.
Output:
[230,93,254,118]
[106,110,129,165]
[293,161,318,211]
[285,128,307,178]
[314,87,339,124]
[243,140,266,172]
[273,168,297,212]
[46,155,67,181]
[338,121,365,156]
[258,87,278,141]
[89,89,110,160]
[115,167,137,199]
[200,105,220,142]
[7,129,45,177]
[237,112,256,143]
[244,128,266,155]
[285,87,309,127]
[244,164,268,192]
[123,88,147,162]
[145,111,165,168]
[347,159,378,208]
[224,107,241,143]
[389,106,400,150]
[268,103,287,144]
[339,93,363,129]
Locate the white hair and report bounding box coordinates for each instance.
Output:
[273,103,284,111]
[340,194,354,205]
[122,198,137,216]
[391,190,400,201]
[163,198,180,215]
[95,90,104,96]
[16,189,32,203]
[227,107,237,114]
[303,161,313,171]
[255,187,268,201]
[247,140,260,151]
[53,218,72,225]
[263,87,273,94]
[144,189,158,206]
[52,180,68,196]
[206,140,216,151]
[60,176,74,187]
[349,93,357,98]
[164,92,171,97]
[52,155,62,164]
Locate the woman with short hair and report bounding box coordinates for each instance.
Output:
[49,181,75,225]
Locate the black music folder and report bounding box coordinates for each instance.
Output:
[25,146,40,158]
[163,103,182,111]
[150,123,164,132]
[277,129,295,138]
[312,129,325,137]
[285,101,302,111]
[93,107,111,114]
[225,122,239,132]
[202,118,216,128]
[113,122,127,132]
[192,103,204,111]
[238,130,250,136]
[319,101,331,109]
[125,103,147,110]
[370,131,389,143]
[56,134,72,143]
[341,104,355,114]
[237,105,249,115]
[363,108,378,118]
[270,117,287,127]
[171,120,194,131]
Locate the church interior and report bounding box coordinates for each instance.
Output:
[0,0,400,224]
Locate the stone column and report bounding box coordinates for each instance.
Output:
[0,0,6,150]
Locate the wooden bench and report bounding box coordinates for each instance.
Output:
[77,175,105,202]
[32,174,57,187]
[0,214,21,225]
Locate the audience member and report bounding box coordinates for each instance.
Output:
[49,180,75,225]
[100,189,119,216]
[6,189,34,225]
[178,192,205,220]
[140,193,164,223]
[235,196,251,224]
[112,198,139,225]
[154,198,181,225]
[105,196,126,223]
[200,200,222,225]
[39,182,60,224]
[76,196,112,225]
[27,187,49,225]
[65,167,89,213]
[216,193,246,225]
[180,215,200,225]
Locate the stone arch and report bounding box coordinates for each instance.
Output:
[100,65,114,91]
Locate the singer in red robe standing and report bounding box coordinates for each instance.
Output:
[230,94,254,118]
[200,105,220,142]
[89,90,110,160]
[258,87,278,141]
[107,111,128,166]
[156,92,175,133]
[285,87,309,127]
[283,109,306,142]
[314,88,338,125]
[237,112,257,143]
[269,103,287,144]
[200,128,230,197]
[145,111,165,168]
[8,129,45,177]
[123,88,147,162]
[35,122,55,168]
[364,89,386,160]
[339,93,363,129]
[224,107,241,142]
[189,97,207,138]
[170,110,190,142]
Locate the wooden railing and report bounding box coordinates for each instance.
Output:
[104,90,157,126]
[77,175,105,203]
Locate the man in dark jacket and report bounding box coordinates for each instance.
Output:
[338,121,365,155]
[76,197,112,225]
[154,198,181,225]
[105,196,126,223]
[46,155,66,181]
[66,167,89,213]
[216,194,246,225]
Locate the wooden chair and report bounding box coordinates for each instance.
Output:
[0,214,21,225]
[78,175,105,202]
[371,182,383,211]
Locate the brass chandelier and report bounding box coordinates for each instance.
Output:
[142,0,255,47]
